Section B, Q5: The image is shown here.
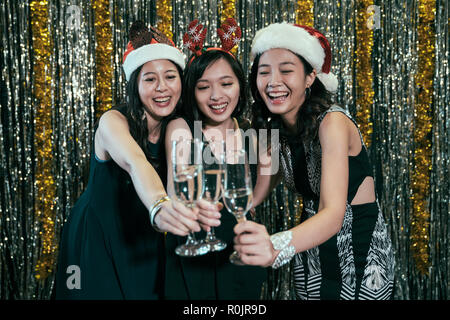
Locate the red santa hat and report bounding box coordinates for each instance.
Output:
[250,22,338,92]
[122,21,185,81]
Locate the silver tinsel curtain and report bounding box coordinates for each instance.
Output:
[0,0,448,300]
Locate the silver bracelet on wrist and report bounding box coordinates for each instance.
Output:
[149,196,170,232]
[270,231,295,269]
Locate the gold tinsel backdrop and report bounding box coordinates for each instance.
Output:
[0,0,448,300]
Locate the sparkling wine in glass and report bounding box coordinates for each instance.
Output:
[202,140,227,252]
[223,149,253,265]
[172,138,208,257]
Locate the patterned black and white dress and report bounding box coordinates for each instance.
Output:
[279,105,394,300]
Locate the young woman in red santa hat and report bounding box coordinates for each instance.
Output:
[233,22,394,300]
[54,21,212,299]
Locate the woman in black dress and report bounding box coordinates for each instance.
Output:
[233,23,394,300]
[54,21,201,300]
[163,19,267,300]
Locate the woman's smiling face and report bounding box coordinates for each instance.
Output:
[256,48,316,123]
[194,57,240,125]
[138,59,182,120]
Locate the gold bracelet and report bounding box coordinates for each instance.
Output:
[149,196,170,232]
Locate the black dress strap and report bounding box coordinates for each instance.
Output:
[286,136,316,199]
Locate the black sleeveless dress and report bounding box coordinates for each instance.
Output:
[280,106,394,300]
[54,106,165,300]
[164,118,267,300]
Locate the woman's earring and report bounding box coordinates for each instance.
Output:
[305,86,311,99]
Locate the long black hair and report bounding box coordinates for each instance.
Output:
[181,49,247,124]
[250,51,334,143]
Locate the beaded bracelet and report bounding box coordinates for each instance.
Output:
[149,196,170,232]
[270,231,296,269]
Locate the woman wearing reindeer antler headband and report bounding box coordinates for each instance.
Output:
[164,19,267,300]
[55,21,203,300]
[233,23,394,300]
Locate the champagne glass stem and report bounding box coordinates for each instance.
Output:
[204,226,227,252]
[235,211,247,223]
[186,232,197,244]
[229,210,247,265]
[205,228,214,241]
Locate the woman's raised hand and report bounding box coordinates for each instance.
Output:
[153,200,201,236]
[195,199,222,232]
[233,220,278,267]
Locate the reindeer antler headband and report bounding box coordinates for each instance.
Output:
[183,18,242,65]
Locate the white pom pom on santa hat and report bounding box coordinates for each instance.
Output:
[316,72,338,92]
[251,22,338,92]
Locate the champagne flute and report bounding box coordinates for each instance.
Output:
[172,138,208,257]
[201,140,227,252]
[223,149,253,265]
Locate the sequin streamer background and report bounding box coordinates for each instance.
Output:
[430,0,449,300]
[31,0,58,286]
[372,1,418,299]
[0,0,448,300]
[372,0,447,299]
[355,0,374,147]
[156,0,173,39]
[1,1,37,299]
[93,0,113,119]
[410,0,435,276]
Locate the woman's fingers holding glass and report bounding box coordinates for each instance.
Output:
[233,239,274,268]
[249,207,256,219]
[199,223,210,232]
[231,248,270,267]
[154,206,190,236]
[172,201,202,232]
[195,198,221,229]
[196,198,221,211]
[171,199,199,220]
[233,220,267,238]
[197,210,221,230]
[233,222,267,247]
[232,221,274,267]
[159,201,201,234]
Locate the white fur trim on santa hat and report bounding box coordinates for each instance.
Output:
[123,43,186,81]
[251,22,338,92]
[316,72,338,92]
[251,23,324,71]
